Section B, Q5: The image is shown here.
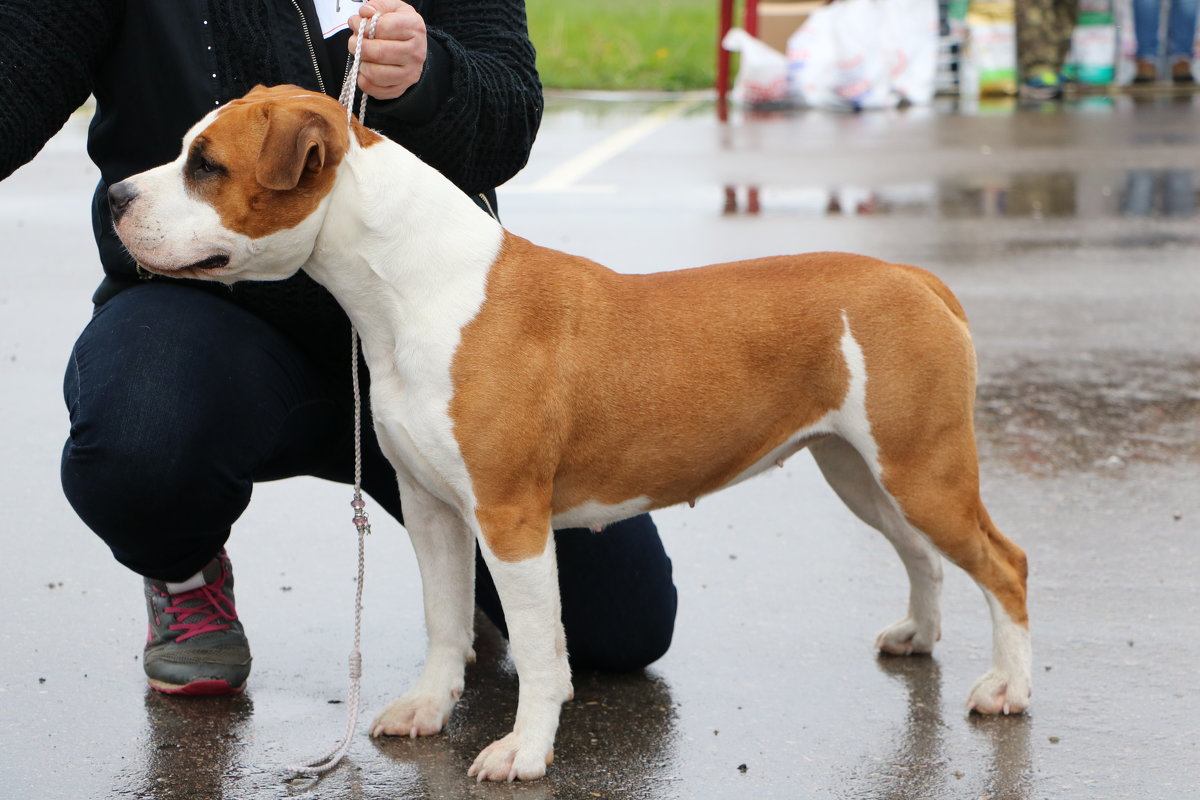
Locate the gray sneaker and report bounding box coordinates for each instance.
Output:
[143,549,252,695]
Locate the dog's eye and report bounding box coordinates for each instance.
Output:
[190,155,225,180]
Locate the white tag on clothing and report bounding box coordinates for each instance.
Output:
[315,0,366,38]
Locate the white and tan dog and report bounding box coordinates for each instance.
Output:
[109,85,1031,782]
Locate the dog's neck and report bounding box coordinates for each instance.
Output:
[302,137,504,378]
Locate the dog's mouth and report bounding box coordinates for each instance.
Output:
[186,254,232,273]
[144,253,233,279]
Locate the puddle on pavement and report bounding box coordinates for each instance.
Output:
[975,355,1200,475]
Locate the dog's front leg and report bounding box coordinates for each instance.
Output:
[468,519,571,782]
[370,478,476,738]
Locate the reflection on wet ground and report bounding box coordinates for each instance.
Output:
[133,694,256,799]
[849,657,1034,800]
[722,169,1200,219]
[977,355,1200,476]
[705,92,1200,219]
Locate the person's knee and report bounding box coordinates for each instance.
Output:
[558,514,679,671]
[61,339,237,516]
[60,411,246,579]
[566,586,677,672]
[60,410,231,522]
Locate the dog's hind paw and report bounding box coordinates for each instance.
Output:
[966,669,1031,716]
[370,691,459,738]
[875,617,939,655]
[468,732,554,782]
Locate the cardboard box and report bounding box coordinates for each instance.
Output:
[757,1,824,53]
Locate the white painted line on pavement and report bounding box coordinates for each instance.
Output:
[514,95,706,193]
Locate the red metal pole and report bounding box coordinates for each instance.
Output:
[717,0,734,122]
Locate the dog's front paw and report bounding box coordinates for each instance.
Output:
[370,690,460,738]
[467,731,553,782]
[966,669,1031,715]
[875,616,939,655]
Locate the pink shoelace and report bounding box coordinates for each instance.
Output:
[165,570,238,642]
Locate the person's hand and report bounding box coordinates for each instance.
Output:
[347,0,428,101]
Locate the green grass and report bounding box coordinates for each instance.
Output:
[526,0,717,91]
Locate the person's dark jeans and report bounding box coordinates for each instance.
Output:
[61,282,676,670]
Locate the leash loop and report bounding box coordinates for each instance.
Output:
[286,10,378,778]
[339,12,379,128]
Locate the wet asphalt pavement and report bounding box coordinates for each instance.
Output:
[1,90,1198,800]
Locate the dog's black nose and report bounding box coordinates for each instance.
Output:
[108,181,138,223]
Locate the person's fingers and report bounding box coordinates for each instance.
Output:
[357,61,422,98]
[345,0,427,99]
[356,36,426,68]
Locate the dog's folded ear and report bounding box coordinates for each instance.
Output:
[256,105,343,191]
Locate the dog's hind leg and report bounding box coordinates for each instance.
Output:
[371,477,477,738]
[875,443,1031,716]
[810,436,943,655]
[468,502,572,782]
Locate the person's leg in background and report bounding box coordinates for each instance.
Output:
[1016,0,1081,99]
[61,282,351,694]
[1167,0,1199,82]
[1134,0,1164,82]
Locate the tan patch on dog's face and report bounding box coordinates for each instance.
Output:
[183,85,381,239]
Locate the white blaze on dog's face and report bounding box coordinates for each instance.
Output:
[109,85,377,283]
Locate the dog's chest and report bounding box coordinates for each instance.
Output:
[364,347,476,511]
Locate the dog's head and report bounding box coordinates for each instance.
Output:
[109,85,378,283]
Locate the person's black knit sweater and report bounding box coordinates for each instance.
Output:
[0,0,543,317]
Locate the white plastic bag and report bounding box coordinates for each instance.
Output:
[785,4,840,108]
[880,0,939,105]
[787,0,939,110]
[722,28,789,106]
[830,0,894,109]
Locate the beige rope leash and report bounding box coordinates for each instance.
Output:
[286,10,379,778]
[338,13,378,128]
